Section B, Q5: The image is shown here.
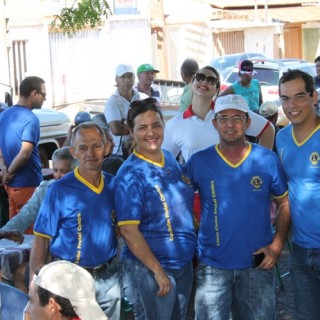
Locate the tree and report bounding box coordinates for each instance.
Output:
[51,0,112,37]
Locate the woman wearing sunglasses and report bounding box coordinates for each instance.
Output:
[114,98,197,320]
[163,65,275,163]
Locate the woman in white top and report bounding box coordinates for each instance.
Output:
[163,66,274,162]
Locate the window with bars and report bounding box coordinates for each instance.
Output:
[12,40,27,94]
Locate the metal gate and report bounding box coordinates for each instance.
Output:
[213,31,244,57]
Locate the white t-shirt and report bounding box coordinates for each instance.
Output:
[163,105,270,162]
[104,89,146,155]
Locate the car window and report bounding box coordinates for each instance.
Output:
[254,69,279,86]
[212,56,239,70]
[224,68,280,86]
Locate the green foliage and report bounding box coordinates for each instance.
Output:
[51,0,112,37]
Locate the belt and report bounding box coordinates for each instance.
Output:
[82,261,110,275]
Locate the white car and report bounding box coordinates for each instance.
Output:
[220,59,316,126]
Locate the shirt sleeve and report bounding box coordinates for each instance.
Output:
[33,184,60,238]
[246,111,270,137]
[104,94,122,123]
[114,165,144,226]
[22,114,40,144]
[162,117,181,157]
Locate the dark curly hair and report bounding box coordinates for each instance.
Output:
[127,98,164,132]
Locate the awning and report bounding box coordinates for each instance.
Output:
[245,5,320,23]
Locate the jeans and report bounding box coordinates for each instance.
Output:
[290,243,320,320]
[120,259,193,320]
[94,258,121,320]
[195,264,275,320]
[0,283,28,320]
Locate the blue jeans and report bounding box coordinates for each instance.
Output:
[195,264,275,320]
[94,258,121,320]
[120,259,193,320]
[290,243,320,320]
[0,283,28,320]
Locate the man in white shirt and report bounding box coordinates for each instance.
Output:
[104,64,146,157]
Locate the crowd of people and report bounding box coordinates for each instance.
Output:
[0,57,319,320]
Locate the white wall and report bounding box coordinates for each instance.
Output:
[107,16,153,92]
[165,24,213,80]
[244,26,279,58]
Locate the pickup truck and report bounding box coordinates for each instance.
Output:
[0,86,70,168]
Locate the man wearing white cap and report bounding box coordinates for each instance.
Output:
[185,94,290,319]
[25,260,107,320]
[104,64,146,157]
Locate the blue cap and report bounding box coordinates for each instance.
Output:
[74,111,91,124]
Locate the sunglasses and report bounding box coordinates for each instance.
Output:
[195,73,218,86]
[37,91,46,99]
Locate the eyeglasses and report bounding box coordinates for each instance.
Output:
[195,73,218,86]
[216,115,247,124]
[279,92,311,105]
[37,91,46,99]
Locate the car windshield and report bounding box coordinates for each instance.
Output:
[212,56,239,70]
[225,68,280,86]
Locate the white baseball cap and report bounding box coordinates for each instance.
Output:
[34,261,107,320]
[259,101,279,117]
[215,94,249,114]
[115,64,134,77]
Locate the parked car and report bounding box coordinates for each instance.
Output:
[0,87,70,168]
[220,59,316,126]
[208,52,267,80]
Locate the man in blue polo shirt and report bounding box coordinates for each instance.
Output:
[186,95,290,320]
[0,76,45,224]
[30,122,120,320]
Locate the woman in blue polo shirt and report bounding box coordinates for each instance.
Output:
[114,98,197,320]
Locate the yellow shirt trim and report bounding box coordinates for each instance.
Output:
[74,167,104,194]
[133,149,165,167]
[215,143,251,168]
[272,190,288,199]
[34,231,51,239]
[118,220,140,226]
[292,124,320,146]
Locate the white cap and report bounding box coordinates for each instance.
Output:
[215,94,249,114]
[259,101,279,117]
[34,261,107,320]
[115,64,134,77]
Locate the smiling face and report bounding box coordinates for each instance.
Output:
[280,78,318,127]
[132,110,164,161]
[192,68,219,99]
[213,109,251,145]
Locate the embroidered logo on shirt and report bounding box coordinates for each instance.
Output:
[310,152,320,166]
[251,176,262,190]
[181,174,192,185]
